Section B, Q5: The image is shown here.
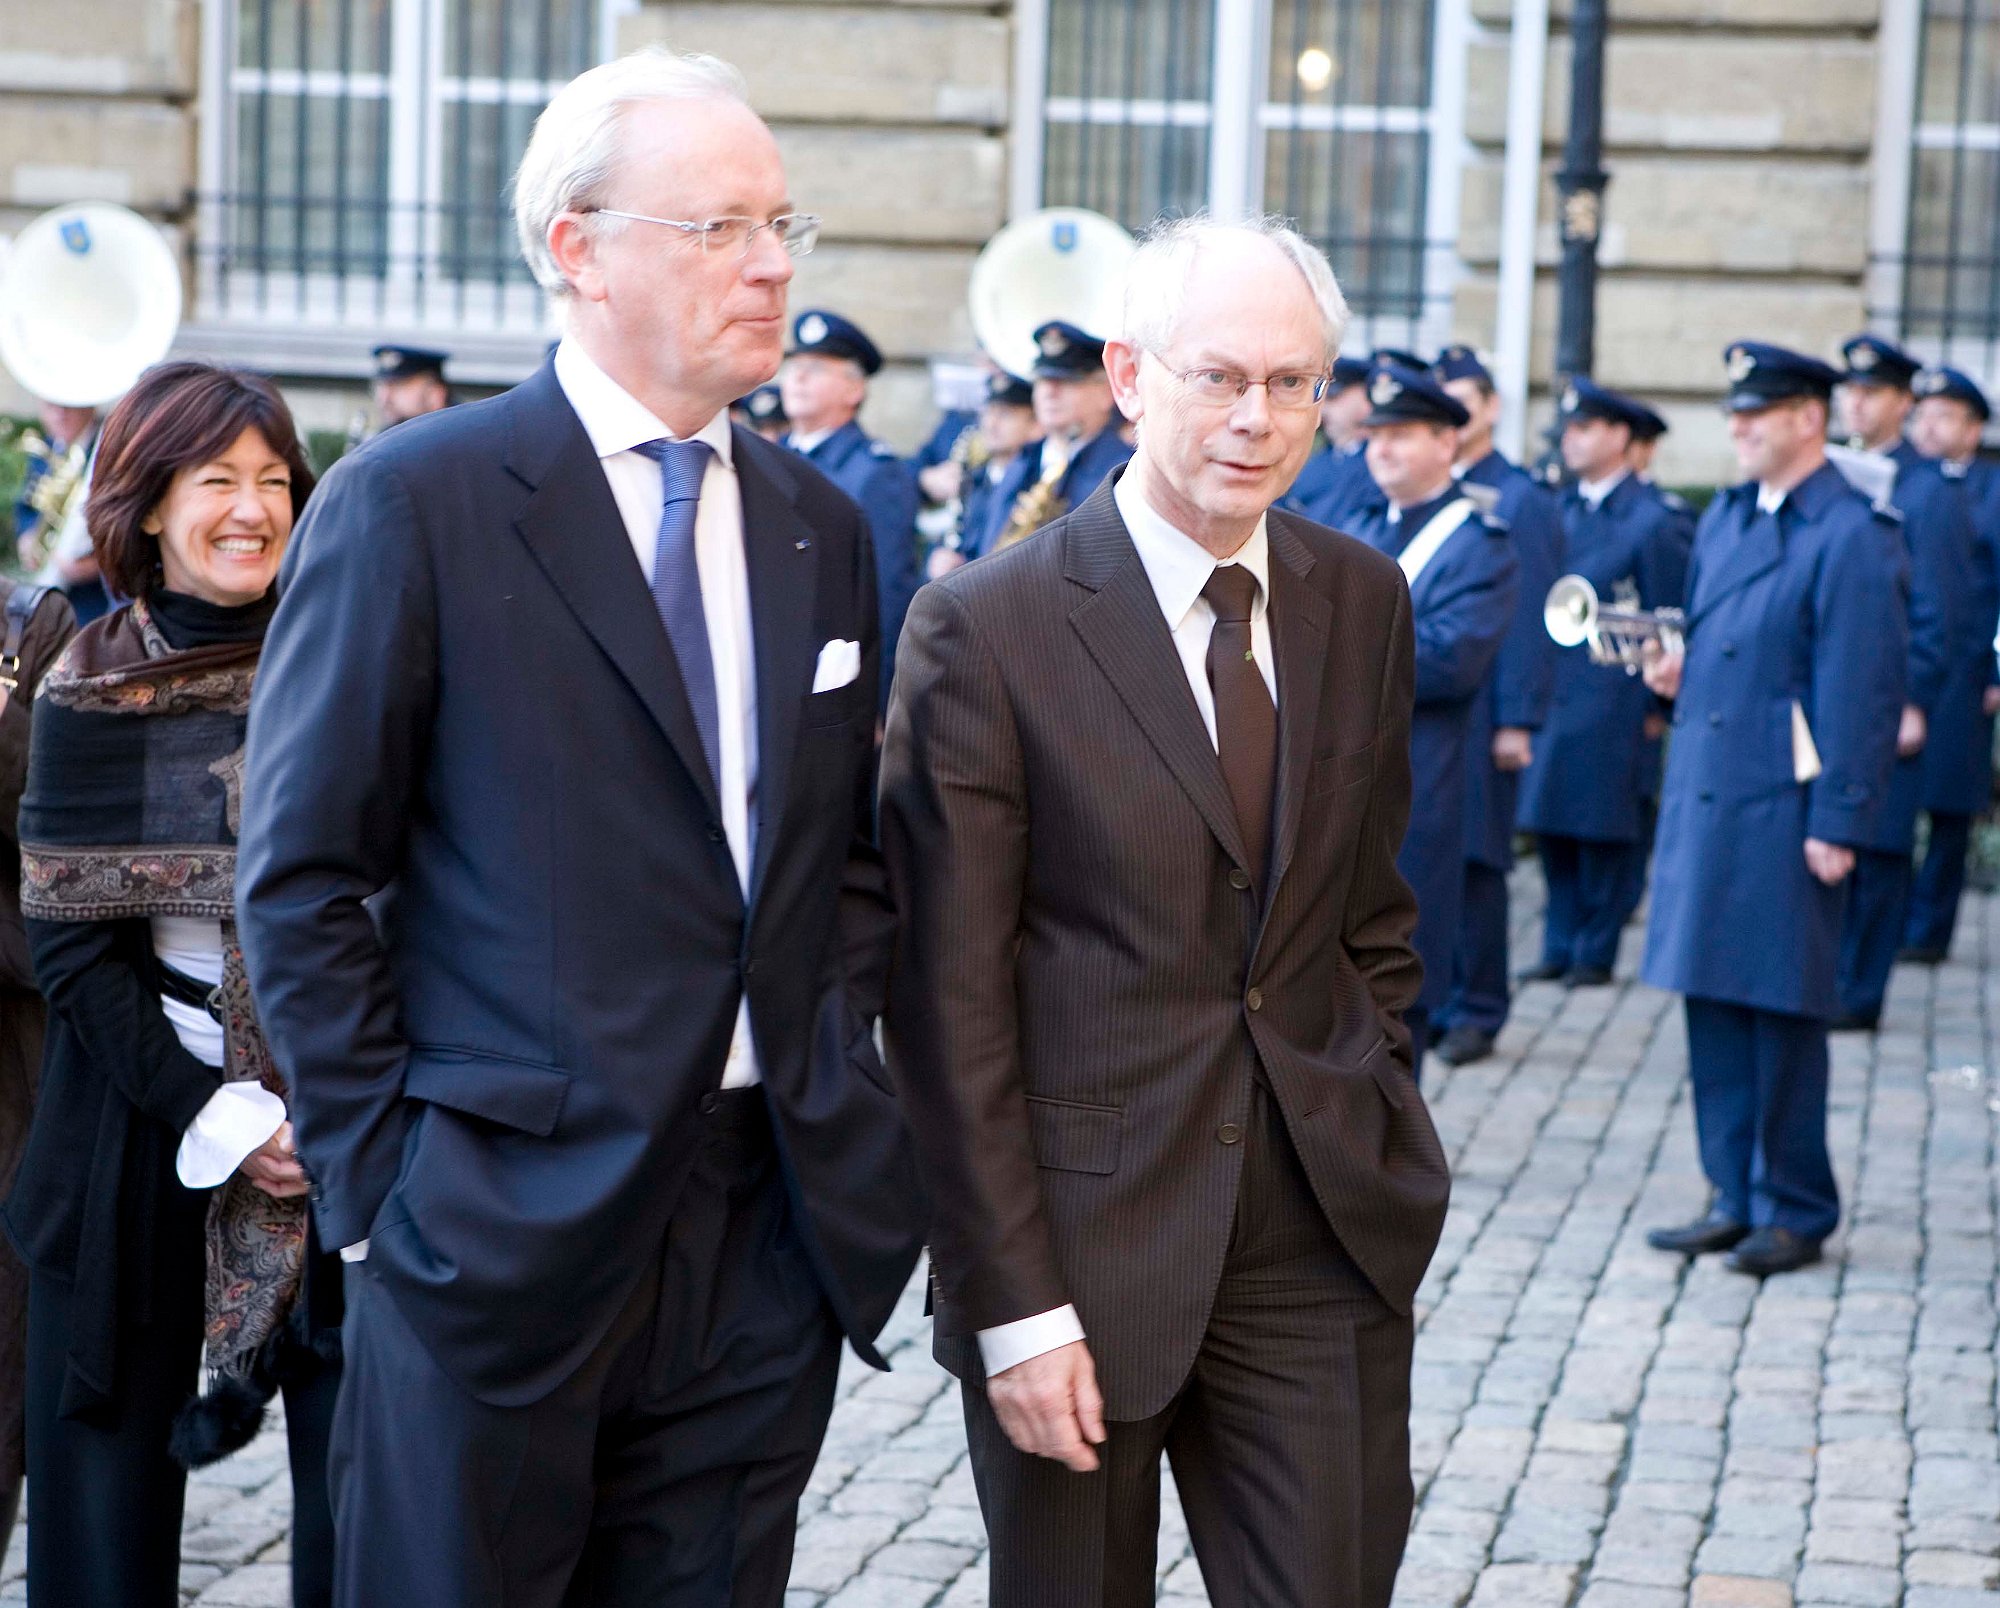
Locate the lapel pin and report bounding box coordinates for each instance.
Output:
[795,539,811,551]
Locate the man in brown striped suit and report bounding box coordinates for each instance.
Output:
[881,216,1451,1608]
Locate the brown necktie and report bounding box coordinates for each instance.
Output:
[1202,564,1277,892]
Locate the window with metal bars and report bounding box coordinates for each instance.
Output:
[1038,0,1446,340]
[1900,0,2000,349]
[201,0,601,334]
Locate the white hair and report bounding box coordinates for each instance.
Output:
[513,46,750,298]
[1121,214,1349,363]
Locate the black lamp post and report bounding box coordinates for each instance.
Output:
[1553,0,1610,386]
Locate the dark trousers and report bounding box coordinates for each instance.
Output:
[24,1185,340,1608]
[1684,996,1839,1241]
[1905,810,1972,956]
[963,1085,1416,1608]
[330,1089,842,1608]
[1442,860,1510,1036]
[1837,847,1913,1020]
[0,992,46,1557]
[1538,835,1642,975]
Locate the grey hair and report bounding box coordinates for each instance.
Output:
[513,46,750,298]
[1120,213,1349,363]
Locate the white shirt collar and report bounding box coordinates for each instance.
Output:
[1756,484,1787,515]
[1580,468,1629,507]
[553,337,734,467]
[787,425,837,455]
[1113,469,1271,631]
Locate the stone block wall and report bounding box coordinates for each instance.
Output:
[0,0,197,415]
[1459,0,1883,486]
[625,1,1011,449]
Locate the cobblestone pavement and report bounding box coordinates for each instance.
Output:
[6,866,1999,1606]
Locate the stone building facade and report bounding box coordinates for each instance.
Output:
[0,0,1984,487]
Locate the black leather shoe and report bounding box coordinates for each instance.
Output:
[1829,1011,1879,1033]
[1516,960,1568,983]
[1434,1026,1496,1067]
[1564,965,1613,987]
[1897,945,1947,966]
[1646,1211,1750,1255]
[1725,1226,1823,1277]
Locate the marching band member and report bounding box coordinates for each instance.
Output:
[1903,365,2000,964]
[1518,379,1691,987]
[1280,354,1375,526]
[1643,342,1908,1277]
[1345,362,1518,1081]
[1830,335,1971,1031]
[1431,346,1562,1064]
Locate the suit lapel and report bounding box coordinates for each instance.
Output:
[1064,483,1252,878]
[506,368,722,822]
[1259,517,1329,912]
[736,433,821,905]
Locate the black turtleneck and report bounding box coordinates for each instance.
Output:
[148,588,277,650]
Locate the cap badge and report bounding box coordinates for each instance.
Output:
[1370,372,1401,406]
[1039,327,1068,357]
[1561,384,1580,413]
[798,314,828,346]
[1916,369,1948,396]
[1726,347,1756,385]
[1849,343,1879,372]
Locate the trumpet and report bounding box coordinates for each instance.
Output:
[1544,574,1684,674]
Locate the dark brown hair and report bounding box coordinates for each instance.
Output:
[87,360,315,601]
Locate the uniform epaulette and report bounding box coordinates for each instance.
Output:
[869,440,897,458]
[1459,481,1502,516]
[1659,489,1691,513]
[1871,498,1904,525]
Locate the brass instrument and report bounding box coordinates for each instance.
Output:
[995,430,1071,552]
[11,427,89,570]
[916,420,990,551]
[1545,574,1684,674]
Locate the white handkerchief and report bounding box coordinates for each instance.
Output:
[812,638,862,693]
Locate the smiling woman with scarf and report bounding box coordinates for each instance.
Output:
[1,361,341,1608]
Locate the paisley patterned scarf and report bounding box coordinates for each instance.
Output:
[19,598,305,1463]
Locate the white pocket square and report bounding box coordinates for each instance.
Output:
[812,638,862,693]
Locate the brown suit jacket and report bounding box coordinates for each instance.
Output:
[880,475,1451,1421]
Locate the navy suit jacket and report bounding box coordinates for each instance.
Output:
[1642,464,1908,1016]
[787,419,923,703]
[238,365,924,1407]
[1348,491,1518,1009]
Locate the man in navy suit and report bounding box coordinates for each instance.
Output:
[1344,362,1518,1082]
[1830,334,1972,1031]
[1642,342,1907,1278]
[1431,346,1562,1064]
[1905,366,2000,962]
[963,321,1133,559]
[780,309,923,702]
[1518,379,1690,984]
[237,49,922,1606]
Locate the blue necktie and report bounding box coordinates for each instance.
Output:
[633,438,720,789]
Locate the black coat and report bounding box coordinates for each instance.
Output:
[236,364,923,1409]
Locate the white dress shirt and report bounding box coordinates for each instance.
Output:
[556,338,762,1090]
[167,915,286,1189]
[1756,484,1788,516]
[1578,469,1629,511]
[975,472,1279,1378]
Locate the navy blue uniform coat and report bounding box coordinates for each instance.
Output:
[1281,440,1377,530]
[1458,452,1562,868]
[787,419,923,699]
[1922,455,2000,814]
[1641,464,1909,1017]
[237,366,924,1408]
[965,425,1135,560]
[1518,474,1692,842]
[1348,492,1519,1011]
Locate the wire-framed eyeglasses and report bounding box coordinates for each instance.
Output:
[1151,356,1332,411]
[591,209,822,260]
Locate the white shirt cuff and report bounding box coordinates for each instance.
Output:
[175,1082,287,1189]
[339,1240,370,1263]
[977,1304,1086,1376]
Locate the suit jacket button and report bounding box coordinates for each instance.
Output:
[1699,789,1716,802]
[1228,868,1251,891]
[1245,987,1264,1011]
[1709,711,1723,726]
[699,1092,721,1115]
[1218,1123,1243,1145]
[706,823,725,843]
